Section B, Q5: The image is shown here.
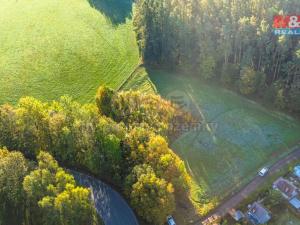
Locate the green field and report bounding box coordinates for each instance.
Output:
[121,66,157,94]
[149,70,300,203]
[0,0,139,104]
[271,209,300,225]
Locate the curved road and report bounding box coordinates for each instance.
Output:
[199,145,300,225]
[71,171,139,225]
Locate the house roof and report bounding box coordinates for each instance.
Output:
[289,197,300,209]
[229,209,244,221]
[294,166,300,177]
[273,177,297,199]
[247,202,271,225]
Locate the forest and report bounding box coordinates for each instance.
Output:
[0,87,194,225]
[133,0,300,113]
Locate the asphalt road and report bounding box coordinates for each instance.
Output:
[199,145,300,224]
[71,171,139,225]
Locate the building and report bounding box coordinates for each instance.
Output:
[294,165,300,178]
[273,177,298,199]
[229,209,244,222]
[247,202,271,225]
[289,197,300,211]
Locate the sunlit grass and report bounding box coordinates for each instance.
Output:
[121,66,156,94]
[0,0,140,104]
[149,70,300,205]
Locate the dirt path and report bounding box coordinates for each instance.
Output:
[197,144,300,224]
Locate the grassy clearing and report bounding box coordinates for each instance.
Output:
[0,0,140,104]
[120,66,156,94]
[270,209,300,225]
[148,70,300,206]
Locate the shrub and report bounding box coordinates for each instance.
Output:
[221,63,240,86]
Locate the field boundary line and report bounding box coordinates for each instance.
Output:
[116,61,143,91]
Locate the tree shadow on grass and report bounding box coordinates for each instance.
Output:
[88,0,133,25]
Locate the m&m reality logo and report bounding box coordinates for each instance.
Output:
[273,15,300,35]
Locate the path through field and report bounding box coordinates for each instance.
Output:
[149,70,300,205]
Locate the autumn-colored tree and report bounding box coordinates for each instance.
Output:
[125,164,175,225]
[239,67,265,95]
[23,151,101,225]
[0,105,17,150]
[125,128,190,193]
[0,149,28,225]
[95,86,115,116]
[0,92,194,222]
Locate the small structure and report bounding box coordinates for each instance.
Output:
[229,209,244,222]
[294,165,300,178]
[202,214,221,225]
[273,177,298,200]
[247,202,271,225]
[289,197,300,210]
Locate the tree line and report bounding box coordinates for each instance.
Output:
[0,87,194,225]
[133,0,300,113]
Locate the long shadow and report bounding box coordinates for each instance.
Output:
[71,171,139,225]
[88,0,133,25]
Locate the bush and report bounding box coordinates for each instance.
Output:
[239,67,265,95]
[221,63,240,87]
[264,189,283,208]
[200,56,216,80]
[95,86,115,116]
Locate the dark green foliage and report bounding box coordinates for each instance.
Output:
[264,189,283,208]
[96,86,115,116]
[133,0,201,66]
[239,66,266,95]
[134,0,300,112]
[200,56,216,80]
[221,64,240,87]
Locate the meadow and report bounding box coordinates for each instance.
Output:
[271,209,300,225]
[0,0,139,104]
[149,70,300,204]
[121,66,157,94]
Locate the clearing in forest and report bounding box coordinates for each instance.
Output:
[149,70,300,205]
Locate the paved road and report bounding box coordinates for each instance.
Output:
[71,171,139,225]
[199,145,300,225]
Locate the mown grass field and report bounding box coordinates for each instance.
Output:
[271,209,300,225]
[0,0,139,104]
[121,66,157,94]
[149,70,300,205]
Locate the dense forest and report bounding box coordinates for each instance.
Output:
[133,0,300,113]
[0,87,194,225]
